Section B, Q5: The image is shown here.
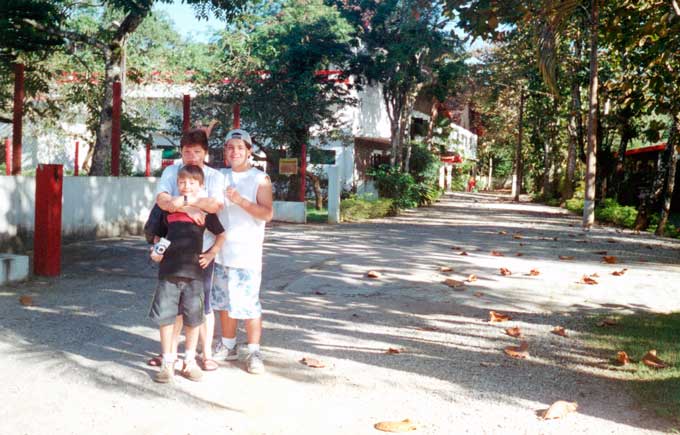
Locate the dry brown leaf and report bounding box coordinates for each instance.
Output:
[467,274,478,282]
[551,326,568,337]
[539,401,578,420]
[489,311,512,322]
[597,318,619,327]
[498,230,508,235]
[612,268,628,276]
[616,351,630,366]
[386,347,404,355]
[590,273,600,278]
[500,267,512,276]
[491,250,504,257]
[459,251,469,256]
[607,239,618,243]
[504,341,529,359]
[300,357,326,368]
[374,419,417,433]
[594,250,608,255]
[642,350,668,369]
[528,269,540,276]
[581,275,599,285]
[314,291,327,295]
[473,291,484,297]
[559,255,574,261]
[439,266,453,272]
[19,295,33,306]
[602,255,618,264]
[505,327,522,337]
[451,246,462,250]
[366,270,382,279]
[516,252,524,257]
[444,278,466,288]
[513,234,523,239]
[416,326,441,332]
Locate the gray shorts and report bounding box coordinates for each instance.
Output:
[149,278,205,327]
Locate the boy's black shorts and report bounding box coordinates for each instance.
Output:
[149,277,205,327]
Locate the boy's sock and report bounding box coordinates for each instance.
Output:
[221,337,237,350]
[185,350,196,362]
[247,343,260,354]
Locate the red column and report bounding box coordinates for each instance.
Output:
[111,81,121,176]
[73,141,79,176]
[145,142,151,177]
[299,143,307,203]
[12,63,24,175]
[233,103,241,129]
[34,164,63,276]
[183,94,191,131]
[4,137,11,175]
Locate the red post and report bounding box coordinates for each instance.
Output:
[233,103,241,129]
[12,63,24,175]
[145,142,151,177]
[34,164,63,276]
[111,81,121,176]
[4,137,11,175]
[182,94,191,131]
[73,140,79,176]
[299,143,307,203]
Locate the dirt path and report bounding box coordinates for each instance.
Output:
[1,192,678,434]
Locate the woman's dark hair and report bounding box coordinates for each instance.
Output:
[180,128,209,150]
[177,164,205,184]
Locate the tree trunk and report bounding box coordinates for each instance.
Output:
[306,172,324,210]
[610,119,632,201]
[89,12,146,175]
[656,113,680,236]
[426,97,439,151]
[583,0,599,228]
[512,87,525,201]
[401,87,420,173]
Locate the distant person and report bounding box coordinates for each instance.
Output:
[149,165,225,383]
[148,126,224,372]
[211,129,273,374]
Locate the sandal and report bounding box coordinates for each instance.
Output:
[198,357,219,371]
[147,355,162,367]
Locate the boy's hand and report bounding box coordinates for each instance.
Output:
[226,187,245,206]
[150,247,163,263]
[199,251,216,269]
[184,206,206,225]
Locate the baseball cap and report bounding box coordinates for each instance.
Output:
[225,129,252,148]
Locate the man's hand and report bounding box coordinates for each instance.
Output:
[184,206,206,226]
[199,250,216,269]
[226,186,245,207]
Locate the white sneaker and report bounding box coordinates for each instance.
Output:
[246,351,265,374]
[213,341,239,361]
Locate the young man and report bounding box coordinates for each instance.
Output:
[149,165,225,383]
[211,129,273,374]
[152,128,224,371]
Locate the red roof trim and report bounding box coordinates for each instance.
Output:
[625,143,666,156]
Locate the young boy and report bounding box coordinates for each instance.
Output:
[149,165,225,383]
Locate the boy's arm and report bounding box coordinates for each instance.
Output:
[199,232,226,269]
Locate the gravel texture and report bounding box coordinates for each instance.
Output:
[1,192,679,435]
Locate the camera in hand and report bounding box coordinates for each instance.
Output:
[153,237,171,255]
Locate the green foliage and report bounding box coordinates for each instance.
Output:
[306,203,328,223]
[409,142,441,185]
[596,198,638,228]
[369,161,443,210]
[340,194,393,221]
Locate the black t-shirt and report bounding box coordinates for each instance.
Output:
[159,212,224,280]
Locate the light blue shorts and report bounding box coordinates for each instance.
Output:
[211,264,262,319]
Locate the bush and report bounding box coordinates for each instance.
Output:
[596,198,638,228]
[340,195,393,221]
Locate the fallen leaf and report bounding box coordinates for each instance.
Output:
[467,274,478,282]
[590,272,600,278]
[489,311,512,322]
[491,250,504,257]
[504,341,529,359]
[528,269,540,276]
[439,266,453,272]
[612,268,628,276]
[505,327,522,337]
[473,291,484,297]
[374,419,417,433]
[386,347,404,355]
[314,291,327,295]
[597,318,618,327]
[513,234,523,239]
[498,230,508,235]
[516,252,524,257]
[300,357,326,368]
[519,242,526,246]
[366,270,382,279]
[553,237,559,241]
[551,326,567,337]
[607,239,618,243]
[416,326,441,332]
[539,401,578,420]
[460,251,469,256]
[594,250,608,255]
[642,350,668,369]
[19,295,33,306]
[602,255,618,264]
[500,267,512,276]
[616,351,630,366]
[581,275,598,285]
[559,255,574,261]
[451,246,462,250]
[444,278,466,288]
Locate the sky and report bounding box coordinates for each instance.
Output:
[154,3,225,43]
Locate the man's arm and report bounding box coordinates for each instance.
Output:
[226,177,273,222]
[199,232,226,269]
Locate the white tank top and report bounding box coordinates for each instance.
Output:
[215,167,268,272]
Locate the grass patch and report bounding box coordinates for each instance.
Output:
[585,312,680,423]
[306,203,328,223]
[340,194,393,222]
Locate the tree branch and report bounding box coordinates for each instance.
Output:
[22,18,108,52]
